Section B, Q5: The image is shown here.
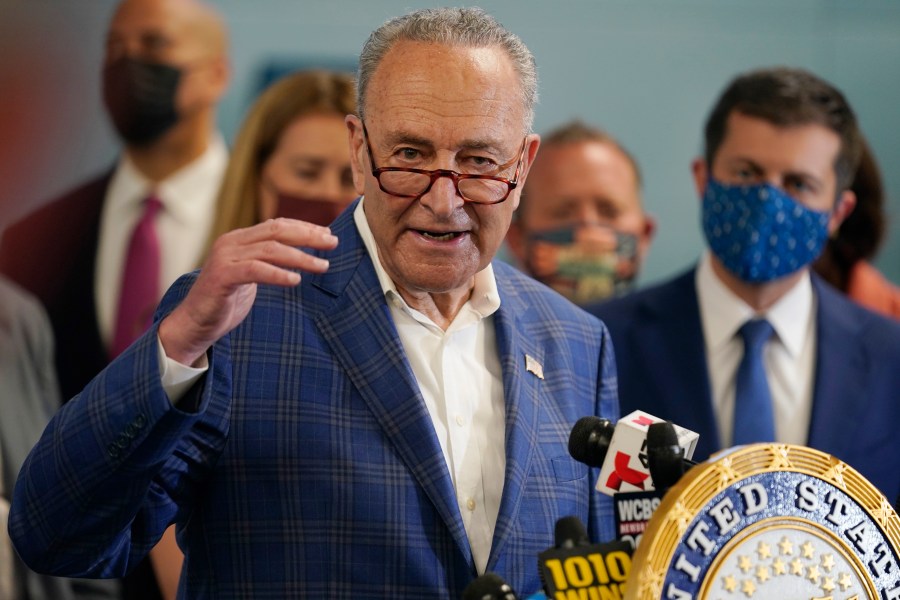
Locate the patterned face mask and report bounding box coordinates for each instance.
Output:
[701,177,830,283]
[524,224,639,305]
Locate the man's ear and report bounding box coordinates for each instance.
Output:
[636,212,657,265]
[208,56,231,102]
[828,189,857,236]
[345,115,366,196]
[519,134,542,180]
[690,157,708,199]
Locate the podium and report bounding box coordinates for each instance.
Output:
[626,444,900,599]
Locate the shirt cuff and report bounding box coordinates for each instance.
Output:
[157,335,209,404]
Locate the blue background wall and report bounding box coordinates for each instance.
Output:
[2,0,898,286]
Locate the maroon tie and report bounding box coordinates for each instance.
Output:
[110,194,163,358]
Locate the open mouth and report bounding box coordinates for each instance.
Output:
[417,229,465,241]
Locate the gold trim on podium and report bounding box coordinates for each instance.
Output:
[624,443,900,600]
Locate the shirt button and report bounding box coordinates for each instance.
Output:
[466,498,476,511]
[455,414,466,426]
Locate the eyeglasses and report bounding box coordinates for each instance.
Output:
[362,123,526,205]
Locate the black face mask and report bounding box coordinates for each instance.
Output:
[102,56,182,146]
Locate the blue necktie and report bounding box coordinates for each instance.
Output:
[733,319,775,445]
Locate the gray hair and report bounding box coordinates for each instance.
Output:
[356,7,538,132]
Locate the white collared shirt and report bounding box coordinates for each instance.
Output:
[695,252,817,447]
[353,199,505,574]
[96,134,228,350]
[160,197,507,574]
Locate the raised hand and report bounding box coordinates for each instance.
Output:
[158,218,338,366]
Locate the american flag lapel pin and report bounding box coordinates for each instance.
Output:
[525,354,544,380]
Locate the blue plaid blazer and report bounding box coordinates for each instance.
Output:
[11,200,619,599]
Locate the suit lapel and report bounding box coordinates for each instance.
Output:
[634,269,721,455]
[807,277,870,457]
[306,205,472,565]
[485,277,541,570]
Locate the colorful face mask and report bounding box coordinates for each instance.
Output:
[102,56,181,146]
[702,177,830,283]
[274,193,350,227]
[524,224,639,305]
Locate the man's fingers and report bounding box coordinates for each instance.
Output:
[235,240,330,273]
[220,217,339,250]
[204,243,330,291]
[202,219,338,287]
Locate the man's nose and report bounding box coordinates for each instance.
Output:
[761,173,787,192]
[574,202,604,226]
[418,174,465,216]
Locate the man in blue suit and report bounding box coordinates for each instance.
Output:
[590,67,900,501]
[10,8,618,598]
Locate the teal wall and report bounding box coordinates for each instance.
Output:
[2,0,899,285]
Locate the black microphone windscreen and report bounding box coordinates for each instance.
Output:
[462,573,518,600]
[554,515,589,548]
[647,421,686,490]
[568,416,614,468]
[647,421,680,449]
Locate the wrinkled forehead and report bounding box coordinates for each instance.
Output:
[364,41,527,146]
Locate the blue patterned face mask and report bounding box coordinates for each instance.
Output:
[701,177,830,283]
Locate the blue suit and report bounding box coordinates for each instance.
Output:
[589,267,900,502]
[10,201,618,599]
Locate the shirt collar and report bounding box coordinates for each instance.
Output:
[352,198,501,322]
[107,133,228,221]
[696,251,814,357]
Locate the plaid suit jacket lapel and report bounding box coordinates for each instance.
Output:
[485,268,542,571]
[306,204,473,567]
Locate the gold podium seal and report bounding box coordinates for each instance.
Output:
[625,444,900,600]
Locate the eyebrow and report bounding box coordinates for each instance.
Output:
[728,158,823,183]
[378,130,507,155]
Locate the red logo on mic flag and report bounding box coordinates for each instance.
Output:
[632,415,655,427]
[604,451,649,491]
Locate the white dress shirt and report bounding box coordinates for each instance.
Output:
[695,252,817,447]
[160,197,507,574]
[354,199,505,574]
[96,134,228,350]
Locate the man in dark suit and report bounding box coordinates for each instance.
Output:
[0,0,230,401]
[0,1,230,598]
[590,67,900,501]
[10,8,619,598]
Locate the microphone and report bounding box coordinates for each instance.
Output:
[646,421,698,491]
[537,516,631,598]
[567,417,615,468]
[554,515,590,548]
[568,410,698,496]
[462,573,519,600]
[568,410,699,549]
